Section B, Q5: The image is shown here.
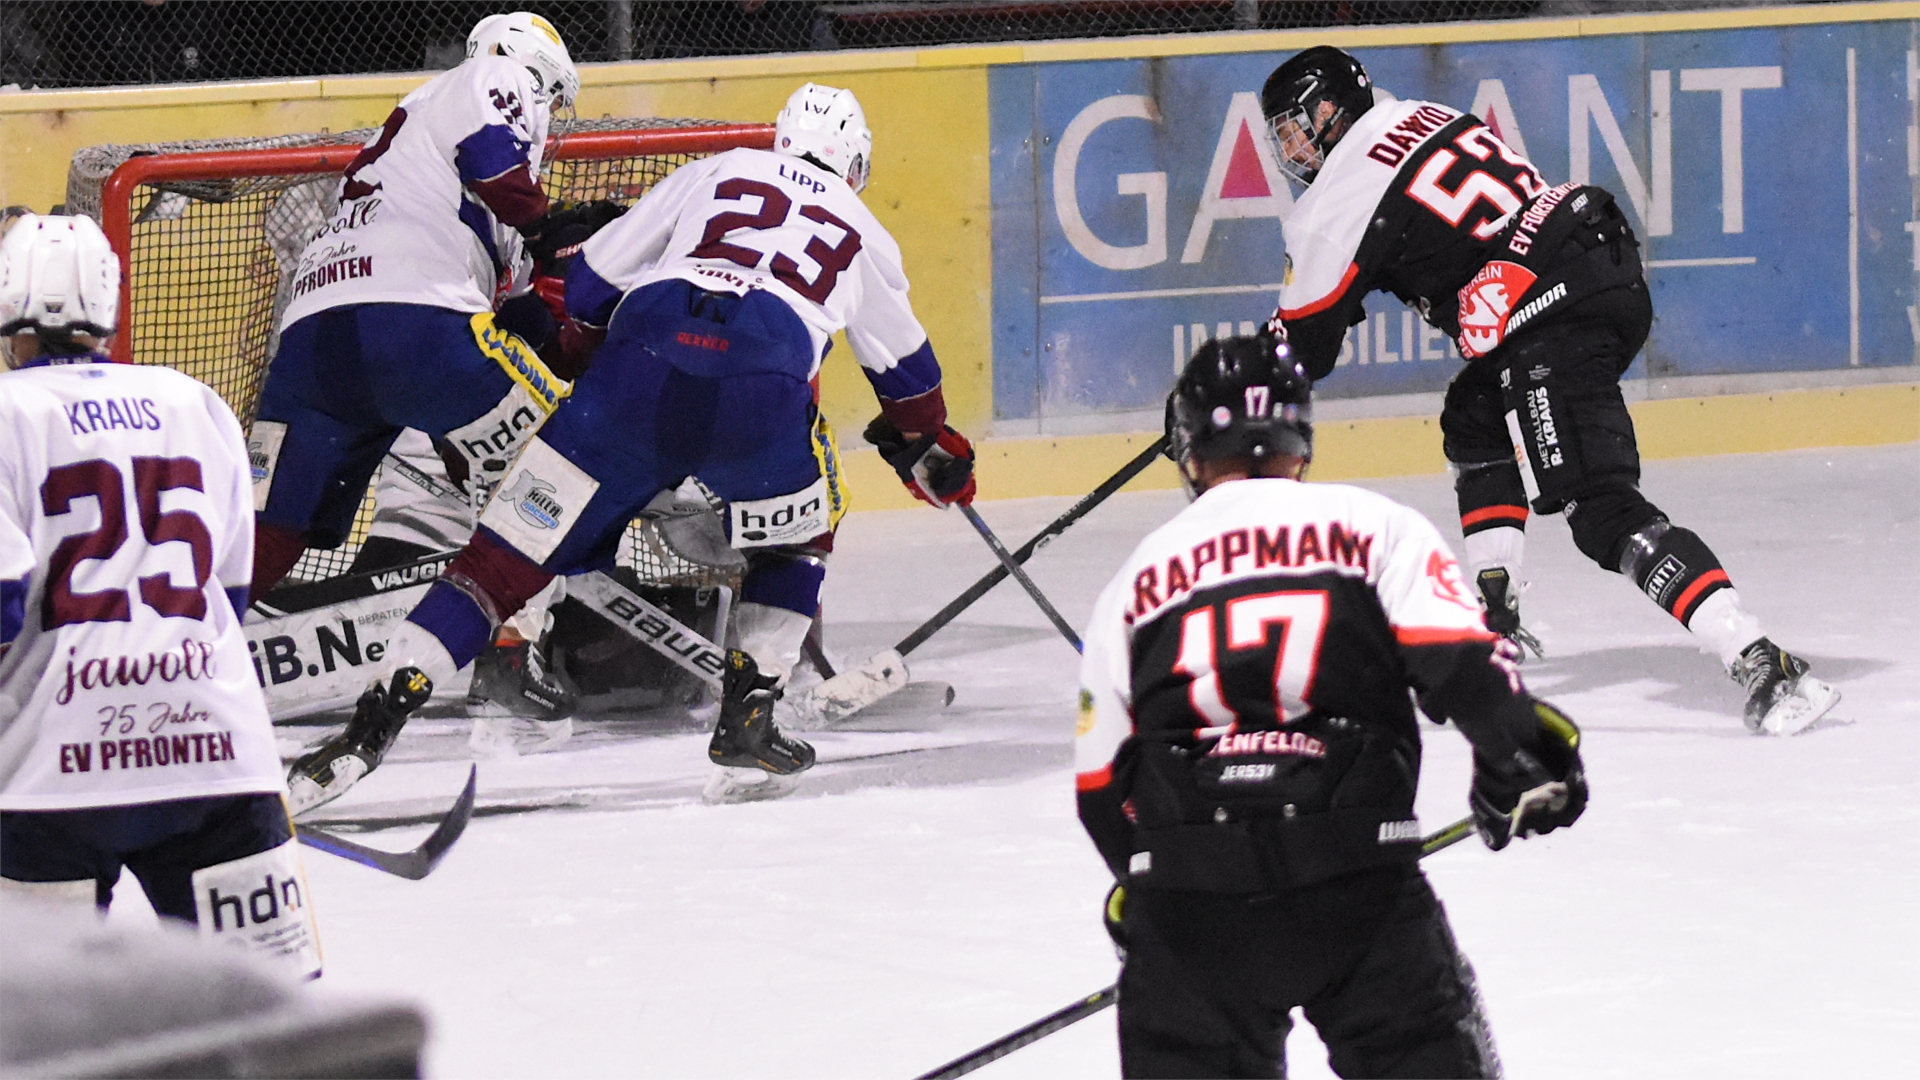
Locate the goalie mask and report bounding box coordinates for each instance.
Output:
[468,11,579,109]
[1261,45,1375,186]
[1167,334,1313,494]
[775,83,873,194]
[0,213,120,368]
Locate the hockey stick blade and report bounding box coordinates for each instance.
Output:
[915,813,1477,1079]
[296,765,477,880]
[784,648,913,727]
[812,441,1163,728]
[958,504,1082,653]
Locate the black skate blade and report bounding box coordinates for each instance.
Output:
[297,765,477,880]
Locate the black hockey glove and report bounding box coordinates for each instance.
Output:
[1470,700,1588,850]
[864,415,976,508]
[528,199,626,271]
[1103,882,1128,960]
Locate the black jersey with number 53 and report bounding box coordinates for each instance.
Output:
[1076,477,1551,892]
[1274,98,1584,378]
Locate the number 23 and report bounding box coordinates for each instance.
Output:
[690,178,864,304]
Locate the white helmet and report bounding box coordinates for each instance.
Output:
[775,83,872,194]
[467,12,579,109]
[0,214,120,365]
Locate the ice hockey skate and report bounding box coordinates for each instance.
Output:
[465,637,575,754]
[288,667,434,815]
[1730,638,1839,736]
[1476,568,1544,658]
[704,650,816,805]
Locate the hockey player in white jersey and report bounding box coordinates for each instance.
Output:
[286,82,978,812]
[0,216,319,977]
[248,12,583,605]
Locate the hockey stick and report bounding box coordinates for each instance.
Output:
[898,436,1165,657]
[914,813,1476,1080]
[958,504,1082,653]
[296,765,477,880]
[798,437,1168,721]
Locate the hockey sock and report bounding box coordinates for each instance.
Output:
[734,602,814,686]
[383,617,462,688]
[251,520,310,598]
[1454,460,1528,540]
[1682,589,1766,667]
[406,582,494,673]
[1616,521,1735,629]
[739,552,827,685]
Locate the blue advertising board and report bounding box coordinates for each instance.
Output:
[989,20,1919,427]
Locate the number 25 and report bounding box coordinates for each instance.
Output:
[43,457,214,628]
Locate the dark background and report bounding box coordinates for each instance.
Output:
[0,1,1570,90]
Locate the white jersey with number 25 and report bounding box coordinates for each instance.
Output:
[0,359,283,811]
[578,147,930,379]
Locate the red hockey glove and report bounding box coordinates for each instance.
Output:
[864,415,976,508]
[533,273,568,325]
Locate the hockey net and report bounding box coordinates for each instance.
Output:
[68,117,773,589]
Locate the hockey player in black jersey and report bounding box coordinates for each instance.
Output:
[1077,334,1586,1078]
[1261,46,1837,736]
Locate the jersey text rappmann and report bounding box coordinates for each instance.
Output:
[1129,522,1373,622]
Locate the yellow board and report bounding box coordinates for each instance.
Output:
[840,384,1920,511]
[0,64,992,438]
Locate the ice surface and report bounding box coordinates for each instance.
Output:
[107,443,1920,1077]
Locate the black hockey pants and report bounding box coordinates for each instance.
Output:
[1,793,292,922]
[1441,281,1677,567]
[1117,863,1499,1079]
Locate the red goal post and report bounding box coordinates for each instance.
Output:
[67,119,773,585]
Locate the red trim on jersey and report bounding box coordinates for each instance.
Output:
[879,385,949,436]
[1672,569,1731,623]
[1076,765,1114,792]
[1394,625,1496,646]
[469,169,550,228]
[1461,505,1529,529]
[1280,263,1360,320]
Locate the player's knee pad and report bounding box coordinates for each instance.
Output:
[191,837,322,980]
[1612,519,1733,626]
[1564,486,1663,569]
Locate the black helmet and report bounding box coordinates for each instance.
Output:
[1167,335,1313,478]
[1260,46,1374,185]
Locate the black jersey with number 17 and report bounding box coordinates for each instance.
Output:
[1076,478,1545,892]
[1274,99,1566,379]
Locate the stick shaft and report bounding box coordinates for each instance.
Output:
[896,437,1164,656]
[959,504,1083,652]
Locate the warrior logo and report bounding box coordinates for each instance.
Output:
[504,472,564,530]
